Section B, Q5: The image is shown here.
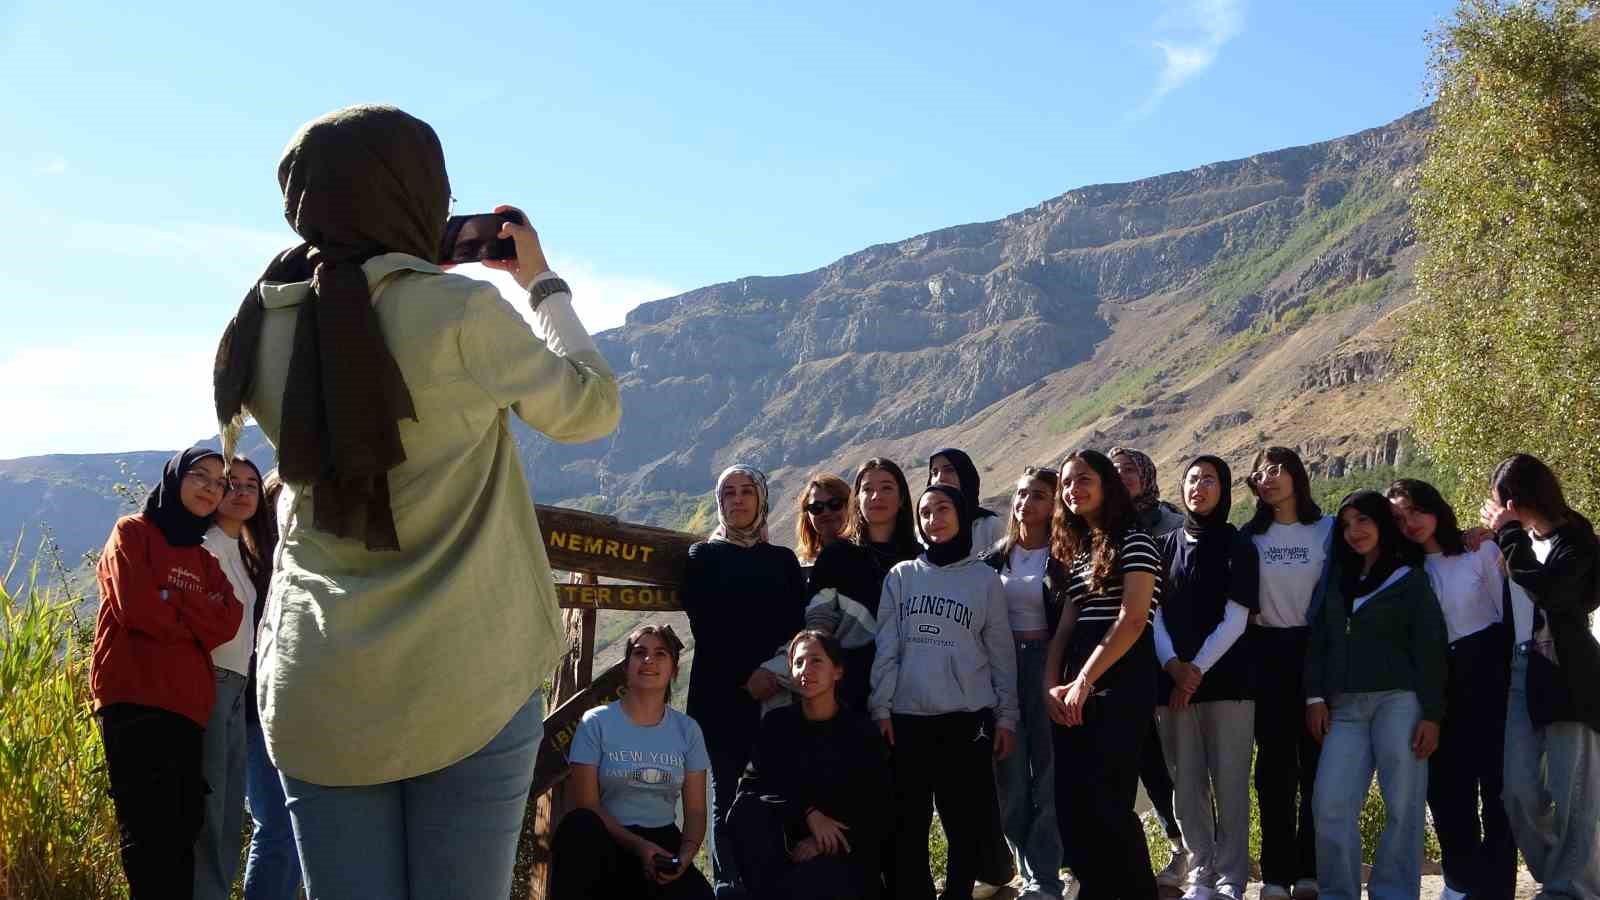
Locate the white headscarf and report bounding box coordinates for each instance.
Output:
[710,464,770,548]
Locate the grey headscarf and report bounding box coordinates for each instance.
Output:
[710,464,770,548]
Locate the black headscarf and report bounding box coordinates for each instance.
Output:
[1182,455,1234,538]
[213,105,451,552]
[929,448,996,522]
[143,447,225,547]
[1335,490,1422,606]
[918,484,974,566]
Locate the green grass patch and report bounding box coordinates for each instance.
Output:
[1045,361,1169,434]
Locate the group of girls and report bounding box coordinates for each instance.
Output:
[89,447,302,900]
[548,443,1598,900]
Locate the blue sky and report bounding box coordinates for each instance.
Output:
[0,0,1454,458]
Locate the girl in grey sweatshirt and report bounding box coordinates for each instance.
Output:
[870,483,1018,900]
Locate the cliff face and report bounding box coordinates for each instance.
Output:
[523,109,1431,529]
[2,110,1434,568]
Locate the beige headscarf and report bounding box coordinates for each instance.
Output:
[710,464,770,547]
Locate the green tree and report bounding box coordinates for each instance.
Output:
[1401,0,1600,511]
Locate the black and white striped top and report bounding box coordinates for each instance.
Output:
[1065,528,1162,626]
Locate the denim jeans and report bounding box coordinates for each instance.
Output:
[996,639,1064,895]
[1312,690,1427,900]
[1503,651,1600,900]
[1155,700,1255,896]
[195,668,248,900]
[280,690,542,900]
[243,715,301,900]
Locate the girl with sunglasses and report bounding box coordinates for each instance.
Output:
[983,465,1068,900]
[90,448,245,899]
[794,473,852,565]
[194,456,273,900]
[1242,447,1334,900]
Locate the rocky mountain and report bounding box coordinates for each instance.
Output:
[2,108,1430,575]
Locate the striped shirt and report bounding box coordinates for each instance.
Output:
[1065,529,1162,625]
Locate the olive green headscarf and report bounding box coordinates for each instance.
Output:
[213,104,451,551]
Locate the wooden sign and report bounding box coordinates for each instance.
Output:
[536,504,696,587]
[531,625,685,798]
[555,581,681,612]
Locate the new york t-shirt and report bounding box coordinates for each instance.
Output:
[1252,516,1335,628]
[568,701,710,828]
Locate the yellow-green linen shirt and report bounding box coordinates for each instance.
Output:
[246,254,621,785]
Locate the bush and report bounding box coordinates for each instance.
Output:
[0,548,125,899]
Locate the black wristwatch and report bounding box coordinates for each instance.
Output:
[529,276,570,308]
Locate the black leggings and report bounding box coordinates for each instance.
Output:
[98,703,206,900]
[550,807,714,900]
[891,709,999,900]
[1250,625,1319,887]
[1054,630,1158,900]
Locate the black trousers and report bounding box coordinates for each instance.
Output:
[97,703,206,900]
[1429,623,1517,900]
[1250,625,1319,887]
[891,709,998,900]
[549,807,714,900]
[1140,721,1181,840]
[728,791,882,900]
[1055,630,1158,900]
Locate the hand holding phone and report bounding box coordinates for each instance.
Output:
[440,209,527,265]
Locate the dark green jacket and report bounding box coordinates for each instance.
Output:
[1305,565,1449,721]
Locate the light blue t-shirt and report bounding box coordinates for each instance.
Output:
[568,701,710,828]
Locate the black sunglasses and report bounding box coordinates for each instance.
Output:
[804,497,848,515]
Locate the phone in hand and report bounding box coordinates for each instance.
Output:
[653,853,680,873]
[440,209,528,265]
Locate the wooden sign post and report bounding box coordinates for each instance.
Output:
[516,506,695,900]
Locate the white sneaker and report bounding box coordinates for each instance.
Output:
[971,882,1002,900]
[1180,886,1215,900]
[1213,883,1245,900]
[1292,879,1320,900]
[1261,883,1292,900]
[1155,848,1190,888]
[1440,887,1468,900]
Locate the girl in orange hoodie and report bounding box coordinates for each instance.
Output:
[91,447,244,900]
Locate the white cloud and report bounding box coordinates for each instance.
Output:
[35,157,67,176]
[1134,0,1245,118]
[0,338,216,459]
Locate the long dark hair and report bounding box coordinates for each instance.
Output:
[1051,449,1138,594]
[1384,478,1466,556]
[623,624,681,700]
[1334,490,1423,601]
[1245,446,1323,535]
[844,457,919,559]
[793,472,851,564]
[219,456,274,588]
[1000,466,1059,560]
[1491,454,1595,539]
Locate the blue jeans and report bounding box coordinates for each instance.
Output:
[1503,651,1600,900]
[244,714,301,900]
[196,667,248,900]
[1312,690,1427,900]
[996,638,1064,895]
[280,691,543,900]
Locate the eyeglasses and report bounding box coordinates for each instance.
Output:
[1185,475,1221,489]
[1248,463,1286,486]
[183,471,232,493]
[804,497,848,515]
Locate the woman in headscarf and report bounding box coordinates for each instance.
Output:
[1108,446,1186,886]
[1152,455,1260,900]
[870,483,1018,900]
[929,447,1007,554]
[195,455,272,900]
[212,105,621,896]
[681,464,808,893]
[90,447,245,900]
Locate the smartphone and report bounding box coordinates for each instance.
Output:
[653,853,680,873]
[440,209,528,265]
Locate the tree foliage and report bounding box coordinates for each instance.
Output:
[1402,0,1600,512]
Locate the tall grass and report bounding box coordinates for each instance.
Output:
[0,546,125,900]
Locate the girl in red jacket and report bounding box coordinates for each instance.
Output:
[91,447,244,900]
